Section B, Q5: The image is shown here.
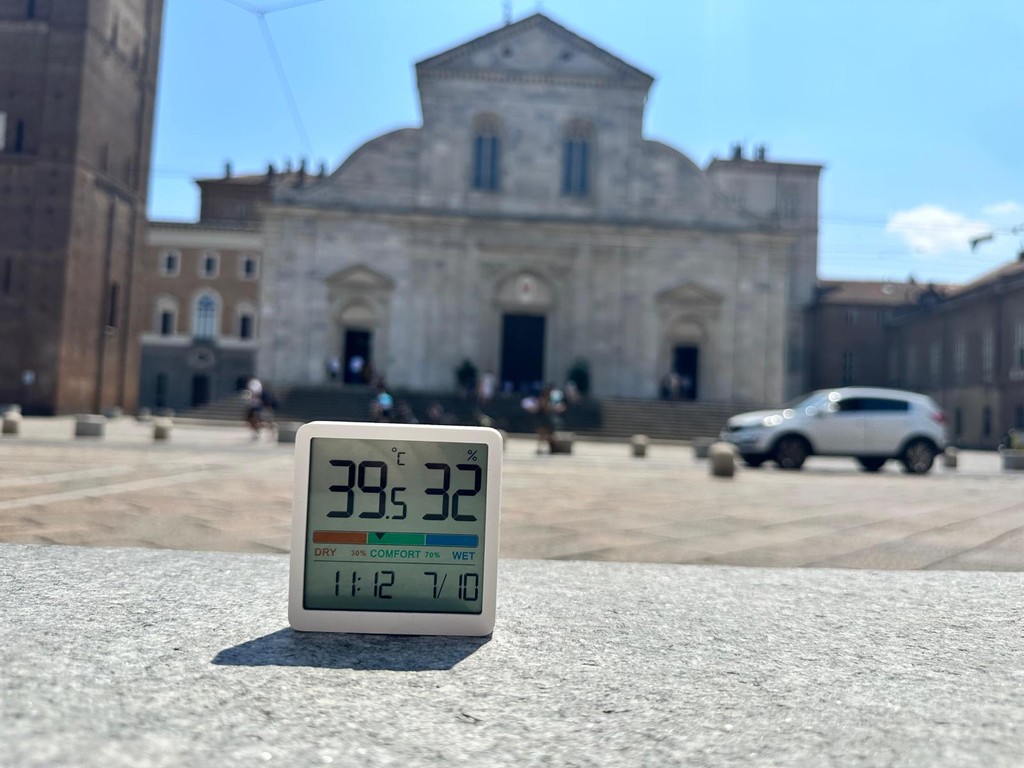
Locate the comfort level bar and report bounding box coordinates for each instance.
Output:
[313,531,479,548]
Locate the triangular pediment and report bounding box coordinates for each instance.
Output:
[416,14,653,92]
[325,266,394,291]
[657,282,723,306]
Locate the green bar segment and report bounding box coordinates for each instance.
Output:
[369,532,425,546]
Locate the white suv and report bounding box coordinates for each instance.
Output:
[720,387,948,473]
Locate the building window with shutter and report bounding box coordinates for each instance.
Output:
[906,346,918,388]
[237,302,257,340]
[239,254,259,280]
[929,341,942,387]
[953,334,966,385]
[841,352,855,385]
[982,329,994,382]
[471,114,502,192]
[199,251,220,279]
[562,120,592,197]
[154,296,179,336]
[160,250,180,277]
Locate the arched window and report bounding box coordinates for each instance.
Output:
[193,292,220,339]
[471,114,502,191]
[562,120,592,197]
[154,295,179,336]
[236,302,257,340]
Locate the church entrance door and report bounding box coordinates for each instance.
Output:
[344,329,372,384]
[501,314,545,392]
[673,345,699,401]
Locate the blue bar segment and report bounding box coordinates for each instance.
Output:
[424,533,479,548]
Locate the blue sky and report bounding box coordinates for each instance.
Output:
[150,0,1024,284]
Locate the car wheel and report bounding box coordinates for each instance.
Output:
[857,457,887,472]
[772,436,809,470]
[741,453,768,468]
[902,439,936,474]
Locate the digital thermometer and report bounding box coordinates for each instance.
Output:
[289,421,502,635]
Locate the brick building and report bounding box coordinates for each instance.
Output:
[0,0,164,414]
[887,258,1024,448]
[806,279,948,389]
[137,166,317,412]
[807,261,1024,449]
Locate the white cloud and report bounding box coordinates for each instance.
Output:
[982,200,1022,218]
[886,205,990,255]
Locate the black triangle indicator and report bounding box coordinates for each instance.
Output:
[374,532,386,540]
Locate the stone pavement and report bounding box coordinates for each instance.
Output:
[5,545,1023,767]
[1,416,1022,570]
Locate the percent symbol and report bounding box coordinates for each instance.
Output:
[466,449,479,461]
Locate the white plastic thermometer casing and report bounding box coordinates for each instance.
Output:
[289,421,502,636]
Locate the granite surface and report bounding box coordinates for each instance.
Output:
[1,544,1022,766]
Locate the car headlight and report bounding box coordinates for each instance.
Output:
[761,415,784,427]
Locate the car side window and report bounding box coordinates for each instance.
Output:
[861,398,910,412]
[836,398,863,413]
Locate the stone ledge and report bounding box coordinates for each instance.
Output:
[2,544,1022,766]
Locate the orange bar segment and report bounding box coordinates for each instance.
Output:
[313,530,367,544]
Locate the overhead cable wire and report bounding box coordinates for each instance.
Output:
[260,0,331,14]
[217,0,319,159]
[255,12,315,159]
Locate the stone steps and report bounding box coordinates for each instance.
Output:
[179,386,753,442]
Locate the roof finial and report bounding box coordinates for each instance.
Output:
[502,0,512,25]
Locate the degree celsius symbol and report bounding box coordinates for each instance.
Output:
[391,446,406,465]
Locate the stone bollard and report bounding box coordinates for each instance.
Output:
[630,434,649,458]
[549,431,574,454]
[2,411,22,436]
[74,414,106,438]
[708,441,736,478]
[1001,448,1024,471]
[693,437,715,460]
[153,417,173,441]
[942,447,958,470]
[277,422,302,444]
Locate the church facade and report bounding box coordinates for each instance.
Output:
[258,14,821,404]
